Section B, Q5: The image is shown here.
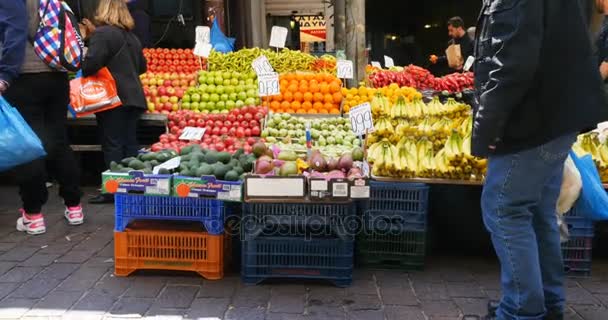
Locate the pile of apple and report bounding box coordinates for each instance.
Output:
[142,72,197,114]
[151,106,268,154]
[181,70,261,113]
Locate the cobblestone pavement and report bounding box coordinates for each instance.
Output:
[0,186,607,320]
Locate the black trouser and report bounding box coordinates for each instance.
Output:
[4,73,82,214]
[95,106,143,169]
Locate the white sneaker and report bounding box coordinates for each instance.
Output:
[65,205,84,225]
[16,210,46,235]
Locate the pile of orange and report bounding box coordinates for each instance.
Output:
[266,73,343,114]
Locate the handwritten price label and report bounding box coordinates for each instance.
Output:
[371,61,382,69]
[252,55,275,76]
[269,26,288,48]
[336,60,354,79]
[349,102,374,136]
[384,55,395,68]
[258,73,280,97]
[179,127,206,141]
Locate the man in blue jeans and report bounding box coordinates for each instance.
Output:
[473,1,608,319]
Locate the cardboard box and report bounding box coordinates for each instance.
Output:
[244,175,307,201]
[172,175,242,201]
[101,171,172,196]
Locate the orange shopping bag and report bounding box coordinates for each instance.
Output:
[69,67,121,117]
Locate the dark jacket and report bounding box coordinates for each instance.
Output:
[0,0,27,84]
[472,0,608,157]
[128,2,152,48]
[82,25,147,109]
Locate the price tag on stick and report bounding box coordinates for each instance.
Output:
[258,73,280,97]
[269,26,288,48]
[252,55,275,76]
[463,56,475,72]
[349,102,375,136]
[371,61,382,69]
[179,127,206,141]
[336,60,354,79]
[384,55,395,68]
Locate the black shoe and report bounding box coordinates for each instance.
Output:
[88,193,114,204]
[487,300,499,317]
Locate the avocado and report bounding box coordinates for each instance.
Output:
[180,169,192,177]
[109,161,119,172]
[158,168,170,175]
[143,161,153,170]
[181,154,193,162]
[217,152,232,164]
[240,157,254,172]
[180,145,194,155]
[204,151,219,164]
[233,166,244,175]
[128,159,145,170]
[224,170,240,181]
[189,158,200,170]
[140,153,155,162]
[143,168,153,174]
[150,160,159,167]
[213,163,229,180]
[119,168,132,173]
[121,157,137,166]
[232,148,245,159]
[190,144,203,154]
[200,163,214,176]
[156,153,169,163]
[229,159,239,168]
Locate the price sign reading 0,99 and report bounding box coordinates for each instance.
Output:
[258,73,280,97]
[349,102,374,136]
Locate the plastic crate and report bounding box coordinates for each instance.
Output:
[114,221,225,279]
[362,182,429,233]
[562,236,593,277]
[564,207,594,238]
[114,194,224,234]
[241,235,354,287]
[356,231,426,270]
[242,202,357,240]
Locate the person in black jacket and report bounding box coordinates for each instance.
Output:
[81,0,147,204]
[472,1,608,319]
[430,17,474,72]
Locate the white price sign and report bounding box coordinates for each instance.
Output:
[336,60,354,79]
[258,73,280,97]
[195,26,211,44]
[193,43,212,58]
[349,102,375,136]
[269,26,288,48]
[179,127,206,141]
[463,56,475,72]
[252,55,275,76]
[384,55,395,68]
[153,157,181,174]
[371,61,382,68]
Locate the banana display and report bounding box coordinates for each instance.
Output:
[208,48,316,73]
[572,132,608,182]
[367,94,487,181]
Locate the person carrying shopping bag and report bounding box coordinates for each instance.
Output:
[80,0,147,204]
[1,0,86,235]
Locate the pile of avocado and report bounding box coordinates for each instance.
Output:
[109,149,179,174]
[109,146,255,182]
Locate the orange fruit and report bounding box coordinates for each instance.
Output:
[270,101,280,110]
[283,91,294,102]
[289,80,299,87]
[294,92,304,102]
[302,101,313,110]
[313,92,324,102]
[332,92,343,104]
[323,102,334,110]
[295,74,305,81]
[285,108,295,113]
[299,80,308,87]
[303,92,313,102]
[315,74,324,82]
[291,101,302,110]
[288,85,299,93]
[309,83,320,93]
[319,109,329,114]
[299,84,309,93]
[284,73,295,81]
[329,82,341,93]
[330,108,341,115]
[296,108,306,114]
[324,73,336,82]
[280,79,289,87]
[308,109,318,114]
[272,94,283,102]
[319,83,330,94]
[313,102,324,110]
[324,94,334,104]
[281,101,291,109]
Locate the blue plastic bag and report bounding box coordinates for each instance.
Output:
[0,97,46,172]
[570,150,608,220]
[210,18,235,53]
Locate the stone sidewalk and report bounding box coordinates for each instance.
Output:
[0,186,606,320]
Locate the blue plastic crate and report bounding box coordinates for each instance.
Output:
[242,202,357,240]
[241,235,354,287]
[562,236,593,277]
[362,182,429,232]
[114,194,225,234]
[564,207,594,238]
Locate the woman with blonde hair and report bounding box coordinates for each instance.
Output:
[81,0,147,204]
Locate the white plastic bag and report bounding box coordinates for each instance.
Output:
[557,155,582,215]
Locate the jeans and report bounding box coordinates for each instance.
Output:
[95,106,143,169]
[3,73,82,214]
[482,133,577,320]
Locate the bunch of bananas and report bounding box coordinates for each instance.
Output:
[572,132,608,182]
[208,48,316,73]
[371,93,391,117]
[369,139,398,176]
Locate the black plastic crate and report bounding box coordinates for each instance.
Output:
[362,182,429,232]
[356,230,426,270]
[242,202,357,240]
[562,236,593,277]
[241,235,354,287]
[564,207,594,238]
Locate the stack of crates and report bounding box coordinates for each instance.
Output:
[240,202,357,287]
[562,207,594,276]
[356,181,430,269]
[113,194,228,279]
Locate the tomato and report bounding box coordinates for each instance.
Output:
[212,127,221,136]
[170,126,180,134]
[206,120,214,127]
[215,142,225,152]
[240,120,249,128]
[235,128,245,138]
[224,120,232,128]
[228,127,236,136]
[244,128,252,137]
[250,120,259,127]
[251,126,261,137]
[220,127,229,135]
[247,137,257,145]
[244,113,253,121]
[187,119,196,127]
[214,120,223,128]
[227,114,236,122]
[236,114,244,121]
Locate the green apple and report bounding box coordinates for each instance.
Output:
[181,102,191,110]
[216,101,226,109]
[190,101,200,110]
[191,93,201,103]
[182,95,191,103]
[235,100,245,108]
[210,93,220,102]
[245,97,256,105]
[201,93,210,102]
